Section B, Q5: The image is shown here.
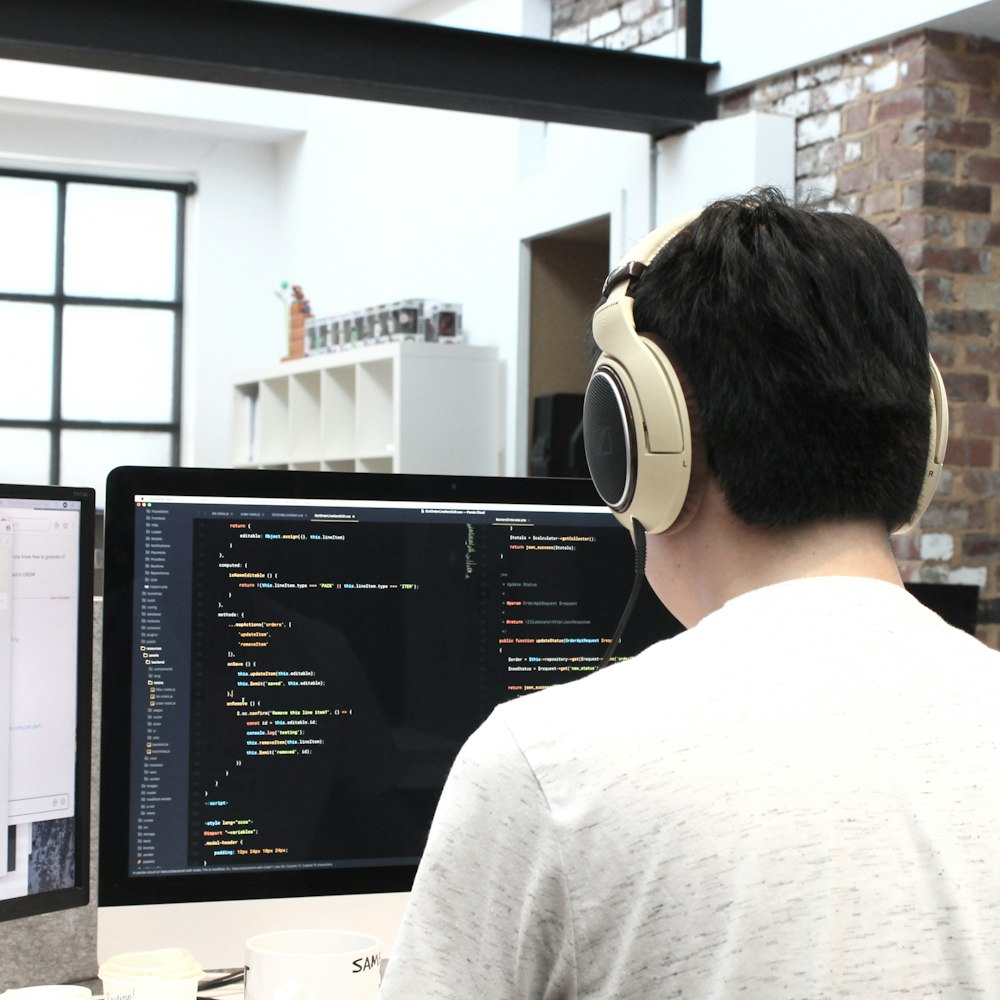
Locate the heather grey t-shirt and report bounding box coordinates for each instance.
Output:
[380,577,1000,999]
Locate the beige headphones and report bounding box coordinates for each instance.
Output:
[582,212,949,536]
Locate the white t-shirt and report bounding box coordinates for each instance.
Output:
[380,577,1000,999]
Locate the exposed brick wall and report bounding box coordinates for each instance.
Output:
[551,0,681,49]
[720,31,1000,648]
[553,9,1000,648]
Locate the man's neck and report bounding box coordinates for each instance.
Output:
[644,483,904,628]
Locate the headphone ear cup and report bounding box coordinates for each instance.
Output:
[583,339,692,535]
[583,365,635,514]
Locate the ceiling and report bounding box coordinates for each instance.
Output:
[252,0,428,18]
[929,1,1000,41]
[263,0,1000,44]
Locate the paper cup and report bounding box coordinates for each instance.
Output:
[244,929,381,1000]
[99,948,202,1000]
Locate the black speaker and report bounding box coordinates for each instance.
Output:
[905,582,980,635]
[531,393,587,477]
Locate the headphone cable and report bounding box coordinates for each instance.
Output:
[599,517,647,668]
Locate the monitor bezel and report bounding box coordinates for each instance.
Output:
[99,464,615,909]
[0,481,94,923]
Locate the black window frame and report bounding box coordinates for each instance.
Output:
[0,167,194,485]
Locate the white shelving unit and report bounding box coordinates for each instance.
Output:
[231,341,501,475]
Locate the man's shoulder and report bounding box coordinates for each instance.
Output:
[486,630,692,750]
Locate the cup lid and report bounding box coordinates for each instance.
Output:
[99,948,203,980]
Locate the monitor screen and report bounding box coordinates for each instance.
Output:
[98,466,680,965]
[0,482,94,922]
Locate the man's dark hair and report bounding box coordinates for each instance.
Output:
[631,187,933,531]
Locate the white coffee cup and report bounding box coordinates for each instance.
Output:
[2,988,92,1000]
[99,948,203,1000]
[244,928,381,1000]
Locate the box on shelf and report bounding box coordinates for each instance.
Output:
[423,301,462,343]
[390,300,423,341]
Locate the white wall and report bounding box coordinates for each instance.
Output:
[274,104,656,473]
[704,0,998,93]
[0,0,658,479]
[655,112,797,221]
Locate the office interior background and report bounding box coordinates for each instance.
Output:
[4,0,1000,984]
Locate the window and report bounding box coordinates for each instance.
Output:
[0,169,192,507]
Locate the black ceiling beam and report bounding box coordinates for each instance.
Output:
[0,0,717,137]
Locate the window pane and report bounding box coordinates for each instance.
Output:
[60,429,173,509]
[64,184,177,300]
[0,302,54,418]
[62,306,175,421]
[0,177,57,294]
[0,427,51,485]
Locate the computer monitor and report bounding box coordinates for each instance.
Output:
[0,482,94,922]
[98,465,680,968]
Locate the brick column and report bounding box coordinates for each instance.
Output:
[551,0,682,49]
[859,33,1000,648]
[556,12,1000,648]
[716,32,1000,648]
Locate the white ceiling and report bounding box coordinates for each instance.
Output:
[257,1,1000,44]
[928,0,1000,40]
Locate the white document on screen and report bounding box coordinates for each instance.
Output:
[5,510,79,824]
[0,517,12,874]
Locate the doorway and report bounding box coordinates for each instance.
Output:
[526,216,610,476]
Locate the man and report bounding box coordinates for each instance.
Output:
[379,189,1000,998]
